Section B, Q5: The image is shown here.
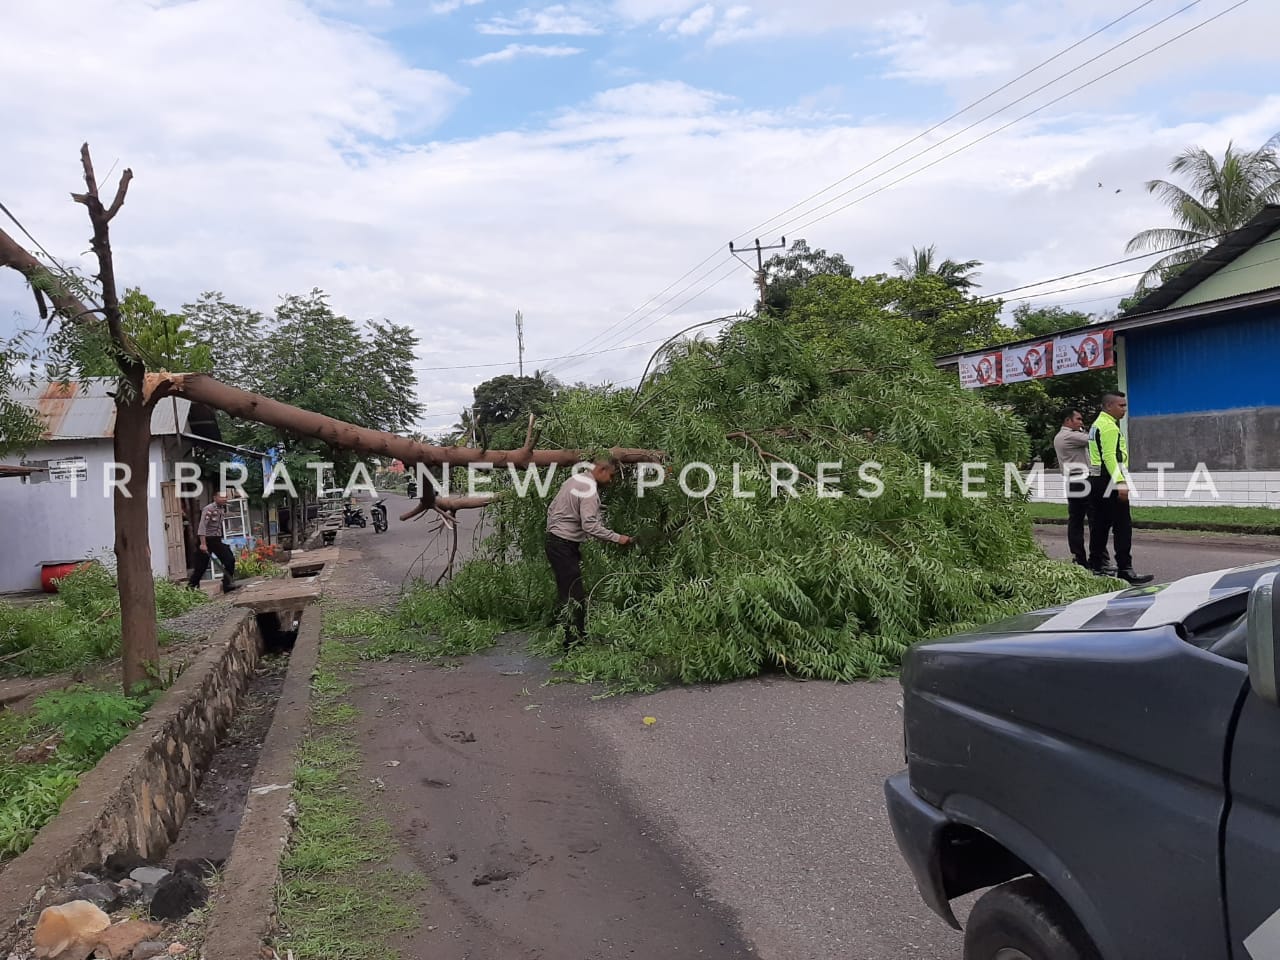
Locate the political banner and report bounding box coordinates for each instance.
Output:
[958,351,1003,389]
[1002,341,1054,383]
[1054,328,1114,375]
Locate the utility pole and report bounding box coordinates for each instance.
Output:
[729,237,786,306]
[515,309,525,377]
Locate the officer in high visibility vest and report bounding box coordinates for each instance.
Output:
[1088,391,1153,584]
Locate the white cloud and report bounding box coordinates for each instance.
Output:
[430,0,484,13]
[670,3,713,36]
[4,0,1280,430]
[478,4,603,35]
[466,42,585,65]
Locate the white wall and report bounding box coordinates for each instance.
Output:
[0,439,172,593]
[1027,469,1280,509]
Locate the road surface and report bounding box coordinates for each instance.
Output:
[330,504,1278,959]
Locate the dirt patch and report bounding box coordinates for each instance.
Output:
[163,652,289,865]
[343,635,754,960]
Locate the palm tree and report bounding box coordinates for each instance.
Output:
[1126,136,1280,293]
[893,245,983,292]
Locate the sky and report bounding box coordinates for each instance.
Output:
[2,0,1278,435]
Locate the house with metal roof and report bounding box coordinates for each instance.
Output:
[937,204,1280,508]
[0,379,225,592]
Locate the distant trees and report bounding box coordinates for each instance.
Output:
[1126,136,1280,293]
[893,244,982,292]
[760,239,853,312]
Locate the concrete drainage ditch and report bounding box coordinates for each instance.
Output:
[0,556,329,959]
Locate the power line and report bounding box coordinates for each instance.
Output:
[553,0,1208,364]
[550,259,747,376]
[781,0,1249,237]
[975,229,1242,301]
[412,332,679,373]
[544,255,741,375]
[732,0,1164,243]
[765,0,1212,238]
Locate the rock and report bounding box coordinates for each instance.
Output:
[115,880,143,904]
[165,946,187,957]
[127,868,169,888]
[171,858,221,880]
[129,943,167,960]
[91,921,163,960]
[148,874,207,921]
[102,854,147,882]
[33,901,110,960]
[69,884,122,913]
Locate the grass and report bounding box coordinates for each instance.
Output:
[0,685,158,862]
[275,636,423,960]
[0,562,209,678]
[1027,501,1280,532]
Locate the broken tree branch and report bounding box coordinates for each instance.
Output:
[400,494,499,522]
[148,372,665,467]
[725,431,817,483]
[0,225,95,322]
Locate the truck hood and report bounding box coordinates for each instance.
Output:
[959,559,1280,635]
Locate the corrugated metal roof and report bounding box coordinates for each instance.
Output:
[1121,204,1280,316]
[6,379,199,440]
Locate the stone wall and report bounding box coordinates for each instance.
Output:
[0,609,263,949]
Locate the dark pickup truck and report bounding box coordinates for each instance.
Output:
[885,561,1280,960]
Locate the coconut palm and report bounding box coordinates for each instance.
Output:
[893,245,983,292]
[1126,136,1280,293]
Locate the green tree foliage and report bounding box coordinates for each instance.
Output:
[468,371,561,448]
[760,239,853,312]
[399,285,1099,691]
[980,306,1119,464]
[0,336,43,458]
[180,289,423,499]
[50,288,213,378]
[1127,136,1280,293]
[893,244,983,292]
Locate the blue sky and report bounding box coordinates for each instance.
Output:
[2,0,1279,430]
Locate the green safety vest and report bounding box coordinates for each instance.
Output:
[1088,411,1127,483]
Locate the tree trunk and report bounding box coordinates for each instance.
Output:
[115,385,160,691]
[149,373,662,467]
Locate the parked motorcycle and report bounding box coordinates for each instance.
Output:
[371,499,388,534]
[342,504,367,528]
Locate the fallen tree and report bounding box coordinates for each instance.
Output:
[354,276,1103,691]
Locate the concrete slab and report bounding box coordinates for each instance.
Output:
[229,579,320,615]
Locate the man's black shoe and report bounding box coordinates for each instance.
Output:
[1117,569,1154,585]
[1090,566,1118,577]
[222,582,239,593]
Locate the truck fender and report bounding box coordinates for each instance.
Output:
[944,793,1118,959]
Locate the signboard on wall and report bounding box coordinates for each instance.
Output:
[49,457,88,483]
[955,327,1115,388]
[959,351,1003,389]
[1002,341,1054,383]
[1053,328,1115,375]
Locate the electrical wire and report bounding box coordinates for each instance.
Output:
[552,0,1184,363]
[557,0,1234,365]
[781,0,1250,238]
[734,0,1171,243]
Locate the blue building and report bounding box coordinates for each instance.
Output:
[939,204,1280,507]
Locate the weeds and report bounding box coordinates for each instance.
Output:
[0,562,208,678]
[275,635,422,959]
[0,685,157,861]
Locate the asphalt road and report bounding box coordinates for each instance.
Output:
[1034,525,1280,585]
[336,505,1280,960]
